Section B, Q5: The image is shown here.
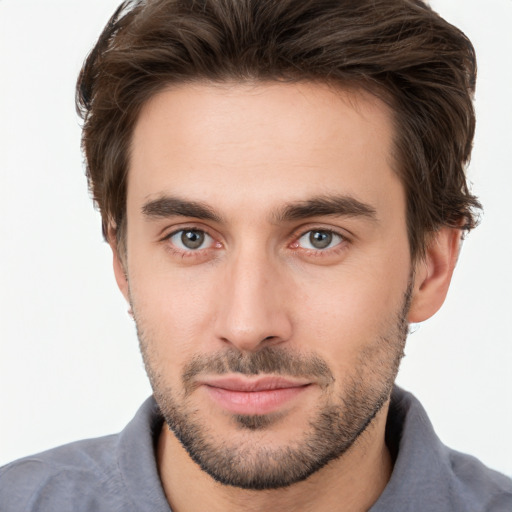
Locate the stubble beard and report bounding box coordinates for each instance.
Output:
[134,282,412,490]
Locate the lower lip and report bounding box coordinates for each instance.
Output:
[204,385,310,415]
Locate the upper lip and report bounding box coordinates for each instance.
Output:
[200,376,312,392]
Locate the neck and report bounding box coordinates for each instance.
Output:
[157,403,393,512]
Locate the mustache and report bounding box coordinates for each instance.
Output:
[182,347,334,394]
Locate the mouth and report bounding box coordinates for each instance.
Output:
[200,376,313,416]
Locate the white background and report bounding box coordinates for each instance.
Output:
[0,0,511,476]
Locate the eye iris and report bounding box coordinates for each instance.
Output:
[309,231,332,249]
[181,230,205,249]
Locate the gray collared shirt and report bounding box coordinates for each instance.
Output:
[1,387,511,511]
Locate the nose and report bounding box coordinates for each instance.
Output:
[214,248,293,353]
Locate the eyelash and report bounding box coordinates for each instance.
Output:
[161,226,349,259]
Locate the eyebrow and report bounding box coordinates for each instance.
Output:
[273,195,377,223]
[142,196,222,222]
[141,194,377,224]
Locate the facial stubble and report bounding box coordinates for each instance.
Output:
[133,281,412,490]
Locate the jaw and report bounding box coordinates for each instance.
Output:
[157,396,393,512]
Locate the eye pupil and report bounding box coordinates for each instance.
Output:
[309,231,332,249]
[181,230,205,249]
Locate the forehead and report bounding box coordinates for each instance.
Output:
[128,81,402,219]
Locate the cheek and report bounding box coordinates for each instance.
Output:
[129,262,219,363]
[293,261,410,360]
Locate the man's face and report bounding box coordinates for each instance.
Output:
[121,82,414,489]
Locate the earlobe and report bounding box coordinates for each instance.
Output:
[407,227,461,323]
[108,228,130,304]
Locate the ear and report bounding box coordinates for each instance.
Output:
[407,227,461,323]
[108,227,130,304]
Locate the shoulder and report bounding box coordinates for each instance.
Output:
[0,435,130,512]
[0,397,168,512]
[377,387,512,512]
[445,448,512,511]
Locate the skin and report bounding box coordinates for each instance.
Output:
[111,82,460,512]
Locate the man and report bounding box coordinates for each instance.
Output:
[1,0,511,510]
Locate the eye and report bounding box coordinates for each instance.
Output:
[297,230,344,250]
[168,229,214,251]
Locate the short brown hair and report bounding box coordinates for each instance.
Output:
[77,0,481,260]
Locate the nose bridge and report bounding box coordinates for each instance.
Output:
[215,242,291,352]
